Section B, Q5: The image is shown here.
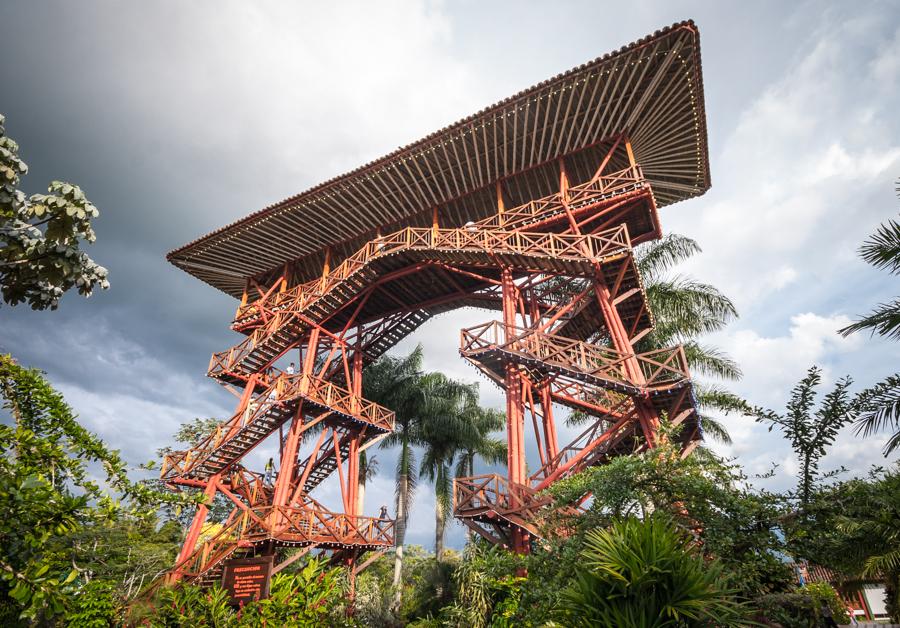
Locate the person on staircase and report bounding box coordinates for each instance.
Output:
[264,457,275,485]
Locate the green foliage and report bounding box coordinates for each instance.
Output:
[749,366,857,506]
[64,580,119,627]
[0,113,108,309]
[839,201,900,340]
[153,584,234,627]
[802,582,849,623]
[0,355,189,621]
[557,515,750,627]
[238,560,342,626]
[549,440,792,598]
[433,543,524,628]
[752,592,817,628]
[752,583,848,628]
[146,559,343,627]
[854,372,900,455]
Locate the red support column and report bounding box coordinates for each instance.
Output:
[539,382,559,461]
[501,267,529,554]
[592,279,660,446]
[273,327,320,510]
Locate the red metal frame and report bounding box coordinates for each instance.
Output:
[160,136,701,591]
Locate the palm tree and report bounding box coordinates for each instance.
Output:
[453,404,506,481]
[417,373,480,561]
[453,404,506,543]
[355,450,378,517]
[840,184,900,455]
[362,346,426,606]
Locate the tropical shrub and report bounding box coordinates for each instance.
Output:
[752,592,817,628]
[64,580,119,627]
[556,515,750,627]
[238,561,342,626]
[549,439,792,598]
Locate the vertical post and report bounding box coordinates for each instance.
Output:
[539,382,559,461]
[320,247,331,291]
[496,180,505,225]
[624,137,637,170]
[280,263,289,293]
[501,267,529,554]
[431,206,439,243]
[558,157,570,201]
[272,327,320,510]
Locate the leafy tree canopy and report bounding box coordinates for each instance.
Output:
[0,355,189,622]
[0,113,108,310]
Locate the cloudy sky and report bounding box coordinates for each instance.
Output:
[1,0,899,551]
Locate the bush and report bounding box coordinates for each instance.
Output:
[753,584,848,628]
[753,593,817,627]
[557,515,751,627]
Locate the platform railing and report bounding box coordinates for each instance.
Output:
[460,321,691,392]
[453,473,553,520]
[474,165,647,231]
[232,218,634,331]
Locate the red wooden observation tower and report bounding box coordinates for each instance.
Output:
[161,21,710,588]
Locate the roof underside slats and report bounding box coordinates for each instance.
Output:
[169,20,709,298]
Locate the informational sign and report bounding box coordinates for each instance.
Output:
[221,556,274,605]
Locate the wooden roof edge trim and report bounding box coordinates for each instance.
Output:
[167,19,705,264]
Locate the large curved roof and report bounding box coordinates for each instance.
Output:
[169,20,709,297]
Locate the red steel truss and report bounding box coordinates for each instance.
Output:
[159,133,703,592]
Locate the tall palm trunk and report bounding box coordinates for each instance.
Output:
[435,500,446,560]
[392,444,410,608]
[434,463,448,560]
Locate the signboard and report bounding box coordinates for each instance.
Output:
[221,555,274,605]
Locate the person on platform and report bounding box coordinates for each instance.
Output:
[287,362,295,375]
[264,457,275,484]
[378,505,389,519]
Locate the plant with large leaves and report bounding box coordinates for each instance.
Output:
[557,514,750,627]
[0,355,188,623]
[0,114,109,310]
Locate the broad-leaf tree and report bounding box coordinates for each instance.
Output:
[0,114,109,310]
[0,355,186,622]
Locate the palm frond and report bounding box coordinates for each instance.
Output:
[645,277,738,343]
[858,216,900,274]
[636,234,702,282]
[693,384,750,414]
[681,342,742,381]
[838,300,900,340]
[699,415,732,445]
[853,372,900,456]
